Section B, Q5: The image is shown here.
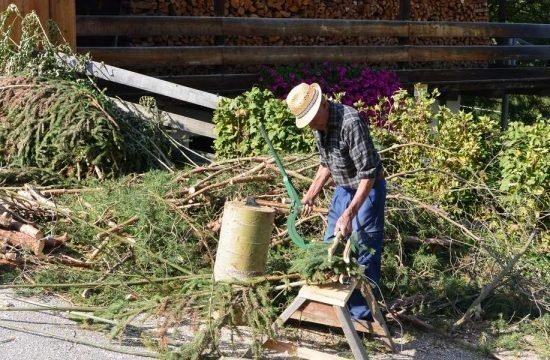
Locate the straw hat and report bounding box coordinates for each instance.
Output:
[285,82,323,128]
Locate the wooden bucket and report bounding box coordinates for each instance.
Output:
[214,201,275,282]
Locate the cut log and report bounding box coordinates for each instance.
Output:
[0,211,44,240]
[0,258,19,268]
[0,229,45,255]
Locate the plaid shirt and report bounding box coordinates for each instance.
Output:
[313,102,382,189]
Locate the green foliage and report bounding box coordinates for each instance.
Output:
[213,87,315,158]
[289,241,365,284]
[462,94,550,125]
[488,1,550,45]
[0,77,172,179]
[498,118,549,200]
[0,5,84,78]
[369,89,500,214]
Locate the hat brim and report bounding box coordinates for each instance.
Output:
[295,83,322,129]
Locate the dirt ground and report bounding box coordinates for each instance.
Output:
[0,288,540,359]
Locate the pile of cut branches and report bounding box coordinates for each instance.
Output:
[0,7,176,181]
[0,76,172,179]
[0,151,545,358]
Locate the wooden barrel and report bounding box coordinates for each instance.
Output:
[214,201,275,282]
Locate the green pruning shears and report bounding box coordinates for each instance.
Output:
[259,121,309,249]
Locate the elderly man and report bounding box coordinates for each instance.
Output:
[285,82,386,321]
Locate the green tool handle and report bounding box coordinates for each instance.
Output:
[258,122,302,208]
[259,121,308,248]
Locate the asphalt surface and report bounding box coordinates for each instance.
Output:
[0,289,155,360]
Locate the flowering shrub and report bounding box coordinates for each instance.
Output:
[258,63,401,124]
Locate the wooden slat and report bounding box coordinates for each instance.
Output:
[111,98,216,139]
[298,282,356,308]
[78,46,550,67]
[76,16,550,39]
[60,54,221,109]
[49,0,76,50]
[289,301,387,336]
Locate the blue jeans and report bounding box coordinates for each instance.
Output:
[324,179,386,321]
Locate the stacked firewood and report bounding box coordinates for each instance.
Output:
[410,0,489,46]
[120,0,488,48]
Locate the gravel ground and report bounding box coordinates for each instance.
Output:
[0,288,534,360]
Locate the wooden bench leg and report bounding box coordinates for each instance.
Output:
[334,305,369,360]
[272,296,307,333]
[361,282,396,352]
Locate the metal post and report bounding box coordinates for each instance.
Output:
[501,94,509,130]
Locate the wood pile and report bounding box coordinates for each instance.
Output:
[120,0,488,47]
[0,186,70,268]
[410,0,489,46]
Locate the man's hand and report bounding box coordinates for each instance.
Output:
[335,212,353,237]
[301,196,315,216]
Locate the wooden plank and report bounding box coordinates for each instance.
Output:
[26,0,49,30]
[0,0,23,43]
[1,0,48,44]
[289,301,388,336]
[76,16,550,39]
[78,46,550,67]
[60,54,221,109]
[263,339,346,360]
[50,0,76,50]
[334,306,369,360]
[298,282,355,307]
[111,98,216,139]
[395,67,550,83]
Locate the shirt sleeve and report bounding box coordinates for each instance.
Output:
[343,117,381,179]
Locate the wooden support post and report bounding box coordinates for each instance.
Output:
[0,0,49,44]
[49,0,76,50]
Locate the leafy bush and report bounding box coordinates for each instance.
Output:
[498,117,549,205]
[368,89,501,213]
[213,87,315,158]
[259,63,400,124]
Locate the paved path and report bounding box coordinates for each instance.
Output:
[0,289,155,360]
[2,288,521,360]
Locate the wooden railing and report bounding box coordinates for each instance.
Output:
[76,16,550,66]
[77,16,550,39]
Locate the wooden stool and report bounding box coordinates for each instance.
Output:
[271,281,395,360]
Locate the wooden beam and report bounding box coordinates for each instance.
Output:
[103,68,550,96]
[60,54,221,109]
[395,67,550,83]
[78,46,550,67]
[111,98,216,139]
[76,16,550,39]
